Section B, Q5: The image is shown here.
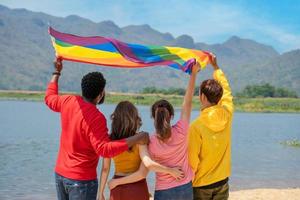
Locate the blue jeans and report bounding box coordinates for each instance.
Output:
[154,181,193,200]
[55,173,98,200]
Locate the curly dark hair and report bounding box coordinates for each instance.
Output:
[81,72,106,101]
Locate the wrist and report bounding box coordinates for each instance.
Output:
[113,179,120,186]
[52,71,61,76]
[191,72,197,77]
[167,167,174,174]
[129,133,140,145]
[213,64,219,70]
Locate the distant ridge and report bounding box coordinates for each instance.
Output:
[0,4,299,94]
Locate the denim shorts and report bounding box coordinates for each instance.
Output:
[55,173,98,200]
[154,181,193,200]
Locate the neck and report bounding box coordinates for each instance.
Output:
[201,102,215,111]
[83,96,97,105]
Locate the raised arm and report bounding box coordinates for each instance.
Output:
[44,58,70,112]
[210,55,234,113]
[50,57,62,83]
[180,62,200,122]
[97,158,111,200]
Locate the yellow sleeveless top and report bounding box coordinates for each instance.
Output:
[113,145,141,174]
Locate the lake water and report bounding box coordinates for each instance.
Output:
[0,101,299,199]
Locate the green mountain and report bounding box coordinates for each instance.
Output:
[233,49,300,93]
[0,5,299,94]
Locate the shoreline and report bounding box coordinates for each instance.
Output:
[0,90,300,113]
[5,188,300,200]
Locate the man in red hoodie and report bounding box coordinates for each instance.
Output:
[45,58,149,200]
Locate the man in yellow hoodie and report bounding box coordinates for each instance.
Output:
[189,55,233,200]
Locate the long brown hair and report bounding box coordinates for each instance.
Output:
[110,101,142,140]
[151,99,174,141]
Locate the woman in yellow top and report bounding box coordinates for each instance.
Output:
[97,101,184,200]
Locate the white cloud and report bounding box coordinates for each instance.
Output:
[145,1,300,52]
[1,0,299,52]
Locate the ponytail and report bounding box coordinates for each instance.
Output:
[151,100,174,142]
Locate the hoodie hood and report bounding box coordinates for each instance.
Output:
[199,105,231,132]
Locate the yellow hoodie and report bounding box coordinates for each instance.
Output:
[188,69,234,187]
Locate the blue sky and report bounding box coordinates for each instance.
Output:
[1,0,300,52]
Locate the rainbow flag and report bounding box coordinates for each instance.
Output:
[49,27,212,74]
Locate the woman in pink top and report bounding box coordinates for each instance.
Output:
[108,62,200,200]
[148,63,199,200]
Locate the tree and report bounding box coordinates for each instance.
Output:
[237,84,298,98]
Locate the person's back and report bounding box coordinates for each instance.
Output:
[189,55,233,200]
[113,145,141,174]
[147,62,200,200]
[98,101,150,200]
[110,145,149,200]
[45,72,129,181]
[98,101,186,200]
[189,102,232,186]
[52,95,111,180]
[45,59,149,200]
[149,119,194,190]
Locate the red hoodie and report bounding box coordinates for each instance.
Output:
[45,82,128,180]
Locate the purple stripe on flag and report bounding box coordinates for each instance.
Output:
[49,27,108,46]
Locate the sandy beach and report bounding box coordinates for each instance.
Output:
[229,188,300,200]
[8,188,300,200]
[146,188,300,200]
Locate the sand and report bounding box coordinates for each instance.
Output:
[148,188,300,200]
[229,188,300,200]
[11,188,300,199]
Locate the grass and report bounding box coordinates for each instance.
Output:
[0,91,45,101]
[234,97,300,113]
[280,139,300,148]
[1,90,300,113]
